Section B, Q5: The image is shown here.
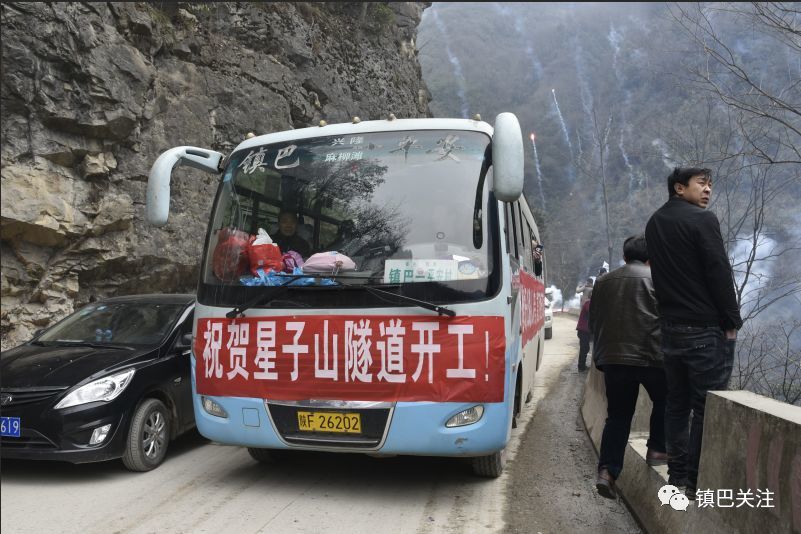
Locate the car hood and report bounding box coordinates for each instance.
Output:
[0,344,156,388]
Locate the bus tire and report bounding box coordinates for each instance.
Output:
[544,327,552,340]
[472,448,506,478]
[248,447,277,463]
[248,447,295,463]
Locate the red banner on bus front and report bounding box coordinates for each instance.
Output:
[194,315,506,403]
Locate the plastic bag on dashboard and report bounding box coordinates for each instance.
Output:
[212,228,250,282]
[282,250,305,273]
[247,228,284,275]
[303,251,356,273]
[239,267,337,287]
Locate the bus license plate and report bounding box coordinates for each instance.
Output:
[297,411,361,434]
[0,417,21,438]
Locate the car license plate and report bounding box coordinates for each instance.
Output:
[0,416,21,438]
[297,411,361,434]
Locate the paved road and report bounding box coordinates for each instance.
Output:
[1,315,639,534]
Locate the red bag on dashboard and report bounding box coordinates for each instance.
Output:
[212,228,251,282]
[247,228,284,275]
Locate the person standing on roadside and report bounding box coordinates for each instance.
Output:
[578,277,594,309]
[645,167,743,500]
[576,296,592,372]
[590,235,667,500]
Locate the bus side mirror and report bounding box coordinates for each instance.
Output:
[146,146,225,226]
[491,113,524,202]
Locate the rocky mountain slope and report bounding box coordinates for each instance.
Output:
[1,2,430,349]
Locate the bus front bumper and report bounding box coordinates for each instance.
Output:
[194,395,512,457]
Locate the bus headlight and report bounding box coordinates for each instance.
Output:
[202,396,228,418]
[446,405,484,427]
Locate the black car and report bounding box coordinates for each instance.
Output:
[0,294,195,471]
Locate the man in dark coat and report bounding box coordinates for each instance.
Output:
[645,167,742,499]
[590,235,667,499]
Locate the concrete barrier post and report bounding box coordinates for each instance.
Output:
[689,391,801,534]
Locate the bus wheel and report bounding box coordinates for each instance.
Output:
[472,447,507,478]
[248,447,294,463]
[248,447,276,463]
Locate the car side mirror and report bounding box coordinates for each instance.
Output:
[175,332,192,352]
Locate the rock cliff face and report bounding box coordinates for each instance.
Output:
[0,2,430,349]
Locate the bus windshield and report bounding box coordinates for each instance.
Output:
[200,129,499,308]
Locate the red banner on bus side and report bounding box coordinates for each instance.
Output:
[194,315,506,402]
[518,270,545,346]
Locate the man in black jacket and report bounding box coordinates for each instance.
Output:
[590,235,667,499]
[645,167,742,499]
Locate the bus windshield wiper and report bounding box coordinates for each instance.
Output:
[226,274,455,318]
[347,283,456,317]
[226,278,296,318]
[303,274,456,317]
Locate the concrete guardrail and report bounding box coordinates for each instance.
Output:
[581,364,801,534]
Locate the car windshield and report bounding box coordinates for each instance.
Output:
[200,129,499,308]
[37,302,187,347]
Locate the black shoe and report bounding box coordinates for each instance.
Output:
[646,449,668,466]
[578,366,587,372]
[596,468,617,499]
[685,486,697,501]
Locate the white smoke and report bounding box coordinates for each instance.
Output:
[492,3,545,82]
[547,285,563,308]
[530,134,546,210]
[730,233,778,317]
[565,292,582,310]
[430,7,470,119]
[651,138,677,169]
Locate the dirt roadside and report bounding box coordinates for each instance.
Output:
[504,315,643,534]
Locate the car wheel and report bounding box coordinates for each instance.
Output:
[472,447,507,478]
[122,398,171,472]
[545,327,552,340]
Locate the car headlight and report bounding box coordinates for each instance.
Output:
[54,369,136,409]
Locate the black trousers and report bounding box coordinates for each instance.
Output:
[577,331,591,369]
[661,323,735,489]
[598,364,667,479]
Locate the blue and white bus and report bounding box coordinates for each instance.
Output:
[146,114,546,476]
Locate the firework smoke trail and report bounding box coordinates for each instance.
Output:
[529,133,546,210]
[608,24,623,83]
[608,23,636,201]
[572,39,595,131]
[621,132,636,204]
[431,7,469,118]
[551,89,573,153]
[492,3,544,82]
[551,88,577,182]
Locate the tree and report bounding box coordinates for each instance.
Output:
[668,2,801,166]
[668,2,801,404]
